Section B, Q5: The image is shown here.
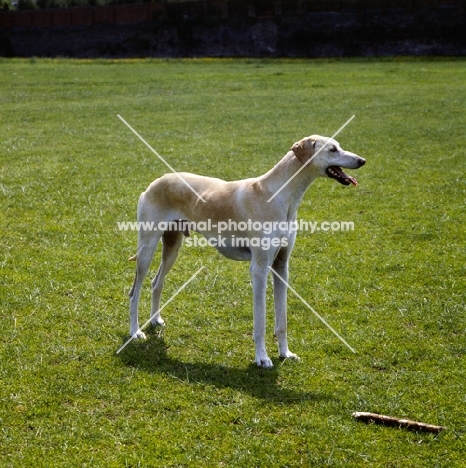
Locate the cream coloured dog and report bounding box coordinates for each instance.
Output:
[128,135,365,367]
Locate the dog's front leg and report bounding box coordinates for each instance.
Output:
[250,260,273,368]
[272,256,299,361]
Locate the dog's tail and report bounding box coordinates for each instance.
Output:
[128,254,137,262]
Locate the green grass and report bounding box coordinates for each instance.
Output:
[1,57,465,467]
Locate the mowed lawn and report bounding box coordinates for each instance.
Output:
[0,58,465,466]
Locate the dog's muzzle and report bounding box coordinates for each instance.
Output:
[326,159,365,186]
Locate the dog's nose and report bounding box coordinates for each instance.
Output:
[358,158,366,167]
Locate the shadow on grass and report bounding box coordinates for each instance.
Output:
[117,330,333,404]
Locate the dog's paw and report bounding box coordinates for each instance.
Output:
[131,330,147,340]
[256,355,274,368]
[150,315,165,328]
[280,351,300,361]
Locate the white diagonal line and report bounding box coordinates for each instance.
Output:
[117,114,206,203]
[267,115,355,202]
[269,266,356,354]
[116,265,205,354]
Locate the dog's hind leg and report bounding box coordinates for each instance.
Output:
[150,230,184,327]
[129,230,161,339]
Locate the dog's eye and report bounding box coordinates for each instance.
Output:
[329,147,337,152]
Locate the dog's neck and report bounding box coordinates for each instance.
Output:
[259,151,317,212]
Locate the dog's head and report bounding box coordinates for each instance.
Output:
[291,135,365,186]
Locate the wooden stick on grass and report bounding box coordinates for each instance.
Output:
[352,412,445,433]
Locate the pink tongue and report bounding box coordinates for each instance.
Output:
[348,176,358,187]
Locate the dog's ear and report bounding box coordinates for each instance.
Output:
[291,137,316,165]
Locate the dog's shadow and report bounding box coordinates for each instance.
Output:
[118,330,333,404]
